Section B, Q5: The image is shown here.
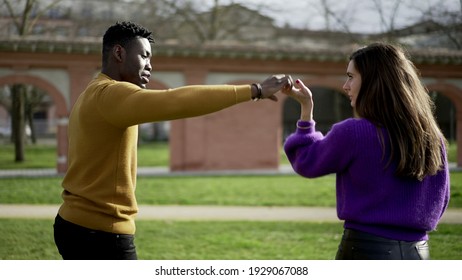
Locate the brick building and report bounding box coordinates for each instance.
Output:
[1,2,461,172]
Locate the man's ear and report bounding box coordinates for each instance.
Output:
[113,45,125,62]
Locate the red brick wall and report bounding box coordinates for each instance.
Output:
[1,50,462,172]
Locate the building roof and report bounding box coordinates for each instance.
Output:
[1,38,461,65]
[1,2,460,65]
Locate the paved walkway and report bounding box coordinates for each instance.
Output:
[0,204,461,224]
[1,163,460,178]
[0,166,298,178]
[0,204,338,221]
[1,166,461,224]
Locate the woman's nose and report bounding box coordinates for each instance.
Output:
[342,81,349,92]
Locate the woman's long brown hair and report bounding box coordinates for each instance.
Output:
[351,43,446,181]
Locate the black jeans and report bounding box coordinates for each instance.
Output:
[53,214,137,260]
[335,229,430,260]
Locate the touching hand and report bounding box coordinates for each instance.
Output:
[283,79,313,104]
[283,79,314,121]
[256,74,293,102]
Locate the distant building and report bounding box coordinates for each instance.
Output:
[0,1,461,171]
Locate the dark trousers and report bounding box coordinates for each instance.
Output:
[53,214,137,260]
[335,229,430,260]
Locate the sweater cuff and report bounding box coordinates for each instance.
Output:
[234,85,253,103]
[296,120,315,133]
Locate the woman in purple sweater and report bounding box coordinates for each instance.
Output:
[283,43,450,260]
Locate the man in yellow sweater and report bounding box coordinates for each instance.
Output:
[53,21,291,259]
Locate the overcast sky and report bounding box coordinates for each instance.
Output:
[196,0,461,33]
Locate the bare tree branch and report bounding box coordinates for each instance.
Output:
[3,0,62,36]
[320,0,348,31]
[27,0,62,35]
[371,0,404,34]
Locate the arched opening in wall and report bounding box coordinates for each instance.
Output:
[431,90,457,163]
[136,80,170,168]
[0,84,56,167]
[137,121,170,168]
[281,87,352,164]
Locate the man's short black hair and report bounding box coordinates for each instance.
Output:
[102,21,154,64]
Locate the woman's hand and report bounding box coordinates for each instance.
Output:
[283,79,314,121]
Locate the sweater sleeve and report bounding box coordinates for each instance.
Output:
[439,141,451,219]
[284,119,358,178]
[97,81,251,127]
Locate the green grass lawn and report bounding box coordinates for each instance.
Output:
[0,142,170,169]
[0,140,458,168]
[0,141,461,260]
[1,219,461,260]
[1,172,461,208]
[0,172,461,260]
[0,175,336,206]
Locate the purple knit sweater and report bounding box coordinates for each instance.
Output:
[284,118,450,241]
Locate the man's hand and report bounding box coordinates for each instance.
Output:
[256,74,293,102]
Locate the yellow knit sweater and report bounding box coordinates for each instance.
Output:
[59,73,252,234]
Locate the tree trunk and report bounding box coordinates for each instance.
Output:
[25,91,37,144]
[27,107,37,144]
[11,84,26,162]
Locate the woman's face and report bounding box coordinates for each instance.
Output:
[343,60,362,108]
